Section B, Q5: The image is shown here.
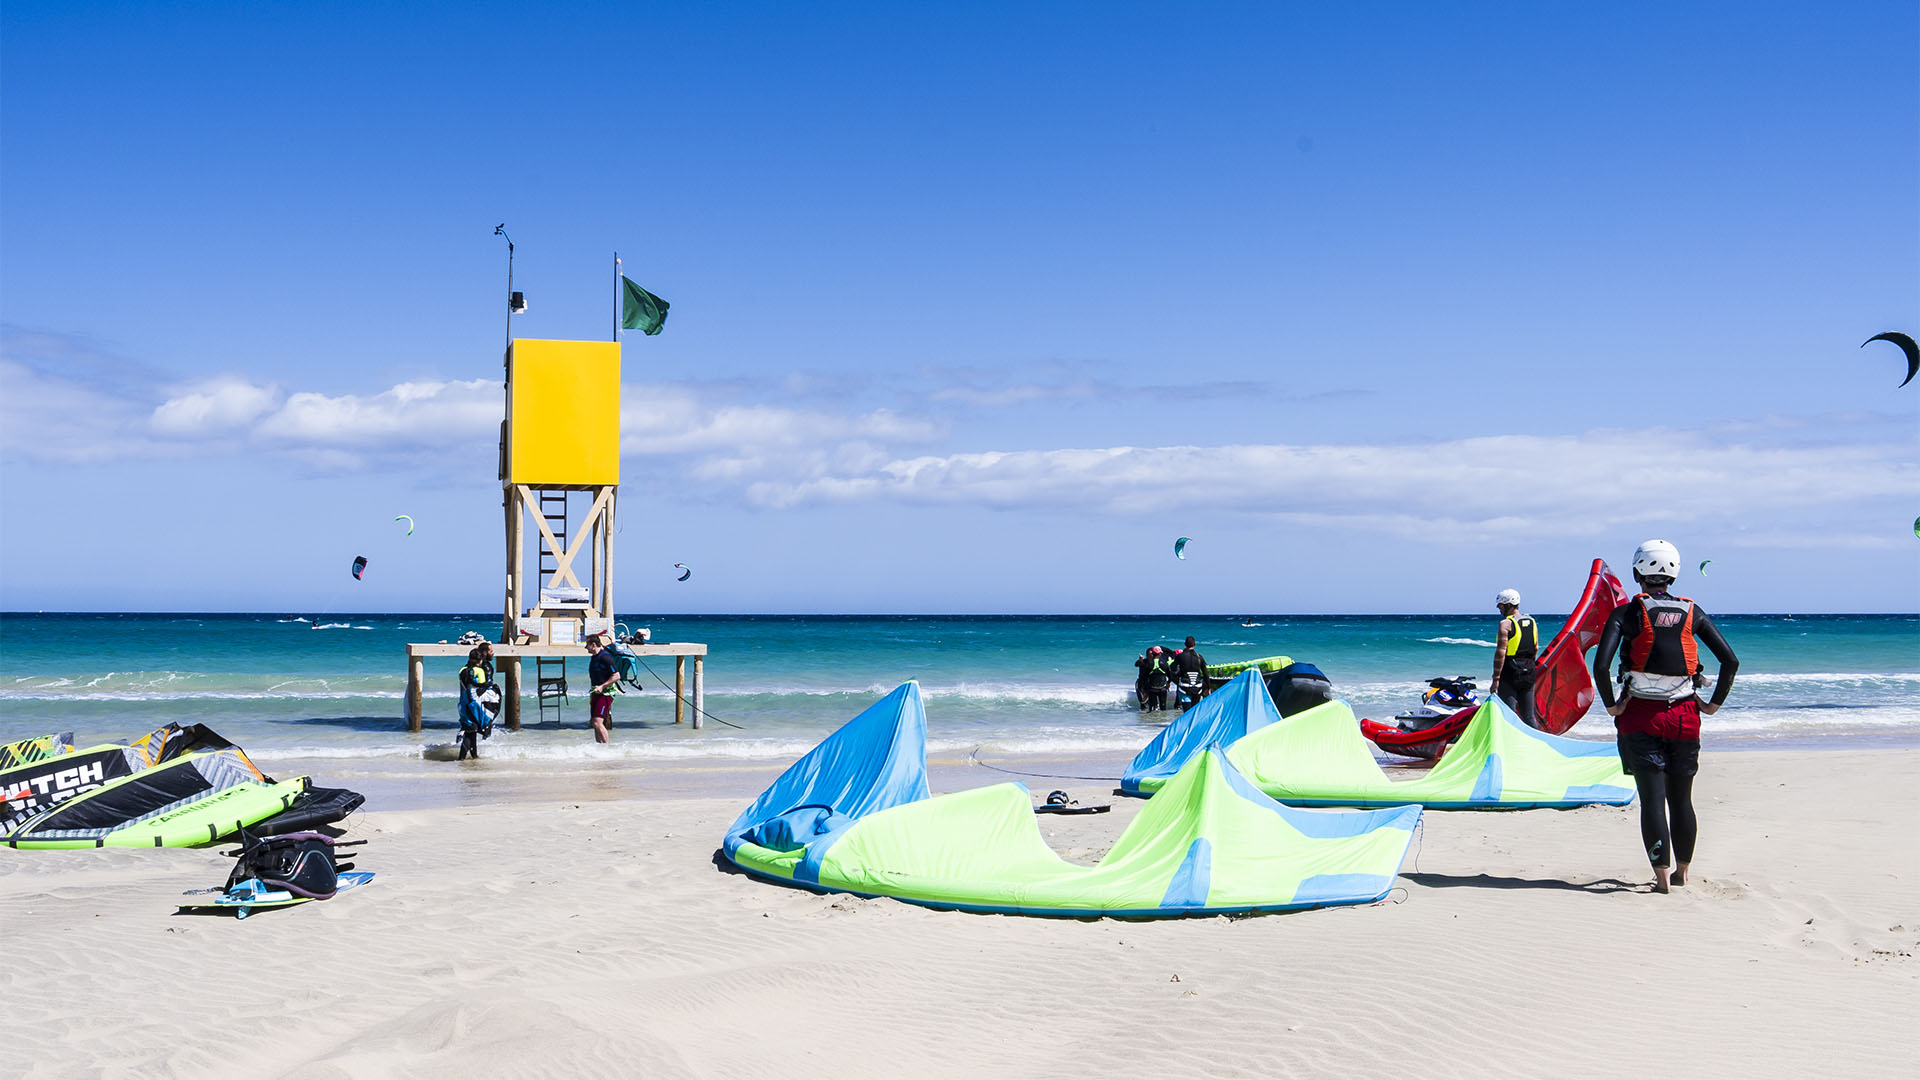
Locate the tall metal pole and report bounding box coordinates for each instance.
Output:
[494,224,515,350]
[613,251,621,341]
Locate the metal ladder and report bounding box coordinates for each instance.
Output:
[536,656,568,725]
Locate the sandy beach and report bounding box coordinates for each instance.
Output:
[2,745,1914,1080]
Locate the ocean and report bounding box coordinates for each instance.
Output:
[2,612,1915,806]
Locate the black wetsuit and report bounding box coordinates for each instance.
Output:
[1173,648,1207,705]
[1592,592,1739,869]
[1493,613,1538,728]
[1137,654,1172,711]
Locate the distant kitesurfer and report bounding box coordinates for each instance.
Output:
[1173,636,1208,706]
[1489,589,1538,729]
[456,644,496,760]
[585,635,620,743]
[1591,539,1740,895]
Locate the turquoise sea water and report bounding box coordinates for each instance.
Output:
[2,613,1914,784]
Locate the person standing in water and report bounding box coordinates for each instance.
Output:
[1173,636,1208,707]
[585,635,619,744]
[1135,646,1173,712]
[456,643,496,761]
[1489,589,1539,728]
[1591,539,1739,894]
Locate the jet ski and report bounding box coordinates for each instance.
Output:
[1358,677,1480,761]
[1397,676,1480,724]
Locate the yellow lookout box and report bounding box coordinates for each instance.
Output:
[506,338,620,486]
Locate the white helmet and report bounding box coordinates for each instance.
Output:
[1494,588,1521,608]
[1633,539,1682,581]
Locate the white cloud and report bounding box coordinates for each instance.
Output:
[3,328,1910,548]
[150,379,280,435]
[260,379,501,448]
[739,429,1916,539]
[0,359,164,464]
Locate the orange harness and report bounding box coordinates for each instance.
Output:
[1625,593,1698,676]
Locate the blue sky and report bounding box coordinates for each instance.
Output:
[2,1,1915,614]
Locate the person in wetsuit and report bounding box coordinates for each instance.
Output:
[456,643,496,760]
[1173,636,1208,707]
[586,635,620,743]
[1489,589,1539,728]
[1591,539,1739,894]
[1135,646,1173,712]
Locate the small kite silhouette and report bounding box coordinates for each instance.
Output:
[1862,332,1918,388]
[394,515,414,536]
[1173,537,1191,560]
[1698,559,1711,576]
[351,555,368,580]
[673,563,692,582]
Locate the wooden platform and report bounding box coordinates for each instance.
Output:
[405,641,708,732]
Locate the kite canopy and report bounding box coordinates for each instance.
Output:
[1122,668,1277,795]
[1529,558,1631,735]
[1862,331,1919,388]
[1203,654,1293,680]
[674,562,692,582]
[1125,670,1632,809]
[4,749,307,849]
[724,682,1422,917]
[351,555,367,580]
[394,515,414,536]
[1173,536,1191,560]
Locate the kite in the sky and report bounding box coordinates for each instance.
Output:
[674,563,692,582]
[1913,516,1919,540]
[1173,537,1191,560]
[1861,332,1919,388]
[394,515,414,536]
[1698,559,1712,576]
[351,555,368,580]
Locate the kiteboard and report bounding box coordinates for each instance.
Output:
[427,685,508,761]
[179,871,375,919]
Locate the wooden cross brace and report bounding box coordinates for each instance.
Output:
[518,485,610,593]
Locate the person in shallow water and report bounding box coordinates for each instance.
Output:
[585,635,619,744]
[456,643,495,761]
[1173,636,1208,707]
[1489,589,1539,728]
[1135,646,1173,712]
[1590,539,1739,894]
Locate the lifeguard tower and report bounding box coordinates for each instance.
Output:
[404,338,708,732]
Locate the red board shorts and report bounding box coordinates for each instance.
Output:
[1615,696,1701,778]
[591,693,613,722]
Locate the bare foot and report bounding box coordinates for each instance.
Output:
[1653,866,1671,894]
[1671,863,1689,887]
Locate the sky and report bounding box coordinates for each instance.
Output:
[1,1,1915,614]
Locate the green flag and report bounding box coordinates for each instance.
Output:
[621,276,670,335]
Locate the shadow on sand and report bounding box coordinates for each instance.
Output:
[1403,872,1642,894]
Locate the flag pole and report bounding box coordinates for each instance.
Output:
[613,251,621,342]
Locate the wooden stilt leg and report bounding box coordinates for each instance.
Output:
[504,657,522,731]
[407,654,424,732]
[691,655,704,730]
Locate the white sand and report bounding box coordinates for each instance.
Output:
[3,747,1916,1079]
